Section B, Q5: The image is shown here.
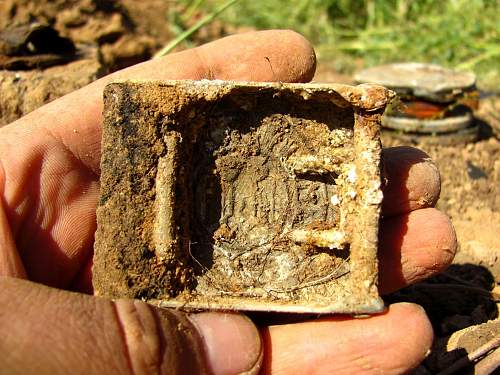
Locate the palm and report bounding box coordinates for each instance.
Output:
[1,133,98,287]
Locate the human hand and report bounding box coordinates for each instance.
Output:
[0,30,456,374]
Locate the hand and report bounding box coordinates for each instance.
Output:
[0,30,456,374]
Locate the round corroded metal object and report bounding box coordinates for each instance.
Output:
[383,112,473,133]
[385,123,479,145]
[355,63,476,102]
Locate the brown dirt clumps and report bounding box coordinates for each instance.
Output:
[0,0,171,71]
[0,45,101,126]
[0,0,174,127]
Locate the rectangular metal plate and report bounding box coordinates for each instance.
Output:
[93,80,393,314]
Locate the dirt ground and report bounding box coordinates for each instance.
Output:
[1,0,498,373]
[317,64,500,373]
[0,0,172,125]
[380,112,500,374]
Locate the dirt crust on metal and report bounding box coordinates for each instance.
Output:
[93,80,393,313]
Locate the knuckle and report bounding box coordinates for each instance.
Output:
[113,299,207,375]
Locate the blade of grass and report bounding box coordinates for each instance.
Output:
[182,0,206,23]
[456,47,500,71]
[154,0,241,58]
[335,40,399,51]
[173,0,499,91]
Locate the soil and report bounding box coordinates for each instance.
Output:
[316,68,500,373]
[381,118,500,374]
[0,0,171,71]
[0,0,171,126]
[1,0,499,373]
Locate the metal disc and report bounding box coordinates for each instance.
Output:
[355,63,476,102]
[383,123,480,146]
[382,112,473,133]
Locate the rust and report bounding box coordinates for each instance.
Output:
[93,80,393,313]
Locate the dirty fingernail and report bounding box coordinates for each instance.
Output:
[189,312,263,375]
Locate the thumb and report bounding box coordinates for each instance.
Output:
[0,277,262,375]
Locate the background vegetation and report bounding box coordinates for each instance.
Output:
[169,0,499,90]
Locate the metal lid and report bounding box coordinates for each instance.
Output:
[383,112,473,133]
[383,123,479,145]
[355,63,476,102]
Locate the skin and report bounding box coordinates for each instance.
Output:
[0,30,457,374]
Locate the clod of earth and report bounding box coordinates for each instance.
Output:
[0,23,76,70]
[93,80,394,313]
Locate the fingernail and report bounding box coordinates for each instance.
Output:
[189,312,263,375]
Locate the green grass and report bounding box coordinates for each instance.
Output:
[169,0,500,91]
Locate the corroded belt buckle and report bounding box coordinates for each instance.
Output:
[93,80,394,314]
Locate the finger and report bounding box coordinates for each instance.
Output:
[261,303,433,374]
[0,277,262,375]
[4,30,316,175]
[195,29,315,82]
[0,165,26,278]
[381,146,441,217]
[0,30,315,287]
[378,208,457,294]
[190,313,263,375]
[0,201,26,278]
